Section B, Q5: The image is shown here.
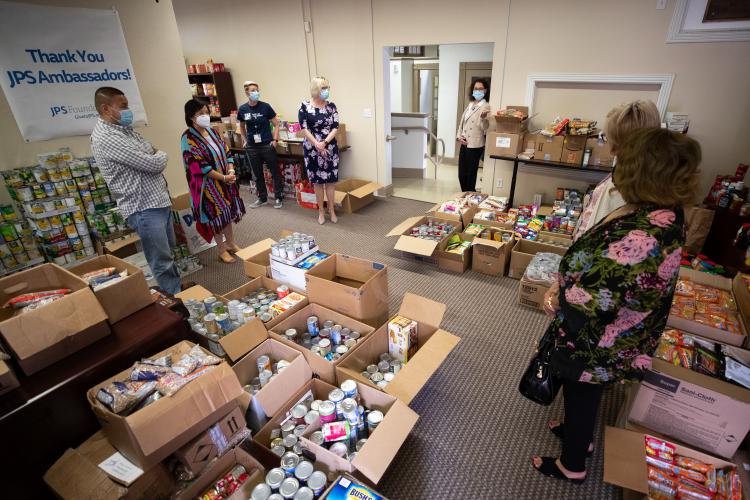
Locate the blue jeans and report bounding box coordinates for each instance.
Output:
[127,207,181,296]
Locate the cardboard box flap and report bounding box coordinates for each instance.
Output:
[254,349,312,417]
[398,293,446,330]
[219,319,269,363]
[349,182,383,198]
[126,363,243,456]
[351,400,418,483]
[175,285,215,302]
[386,217,425,237]
[471,237,506,250]
[334,191,347,205]
[385,329,460,404]
[236,239,276,260]
[393,236,439,257]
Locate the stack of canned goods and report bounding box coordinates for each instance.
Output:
[270,232,317,262]
[86,207,129,239]
[263,379,384,468]
[241,354,292,395]
[228,286,305,324]
[0,215,42,270]
[251,459,329,500]
[283,316,363,362]
[28,205,96,264]
[361,352,402,389]
[408,219,455,241]
[198,463,254,499]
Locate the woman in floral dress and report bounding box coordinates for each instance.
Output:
[299,77,340,225]
[531,128,702,483]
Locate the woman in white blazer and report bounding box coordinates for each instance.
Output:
[456,78,491,192]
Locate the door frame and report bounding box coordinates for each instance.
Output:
[411,62,439,114]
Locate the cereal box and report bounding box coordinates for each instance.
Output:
[388,315,418,363]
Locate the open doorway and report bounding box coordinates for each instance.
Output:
[385,43,494,203]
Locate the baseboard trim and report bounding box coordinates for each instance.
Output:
[392,167,425,179]
[376,184,394,197]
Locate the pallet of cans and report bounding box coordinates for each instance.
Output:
[269,304,376,384]
[255,378,418,485]
[336,293,460,405]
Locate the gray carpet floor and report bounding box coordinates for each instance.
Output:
[188,189,625,500]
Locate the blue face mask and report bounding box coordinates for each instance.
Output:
[320,89,330,100]
[118,108,134,127]
[472,90,485,101]
[248,91,260,101]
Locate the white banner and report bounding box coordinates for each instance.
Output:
[0,1,146,142]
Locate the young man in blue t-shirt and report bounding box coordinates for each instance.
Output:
[237,81,284,209]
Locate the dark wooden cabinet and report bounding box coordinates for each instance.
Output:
[188,71,237,120]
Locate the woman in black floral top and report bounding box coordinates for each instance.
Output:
[299,76,341,225]
[532,128,702,483]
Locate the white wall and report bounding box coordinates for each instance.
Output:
[0,0,192,198]
[388,60,414,113]
[437,43,495,158]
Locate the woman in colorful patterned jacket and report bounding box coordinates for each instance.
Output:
[181,99,245,263]
[532,127,701,483]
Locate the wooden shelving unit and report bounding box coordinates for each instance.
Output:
[187,70,236,119]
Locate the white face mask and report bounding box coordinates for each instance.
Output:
[195,114,211,129]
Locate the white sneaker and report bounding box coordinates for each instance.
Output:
[250,199,268,209]
[274,199,283,209]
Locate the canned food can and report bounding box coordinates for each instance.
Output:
[260,312,273,322]
[340,379,358,400]
[270,437,284,449]
[75,221,89,235]
[294,486,314,500]
[370,372,384,383]
[215,313,230,331]
[293,424,307,438]
[366,364,378,375]
[280,452,300,476]
[322,420,350,443]
[318,401,336,424]
[1,205,17,220]
[291,404,308,425]
[279,477,299,499]
[47,168,62,183]
[329,442,348,458]
[330,326,342,346]
[390,360,402,373]
[49,215,62,228]
[251,483,272,500]
[310,430,325,447]
[43,183,56,197]
[64,224,78,238]
[32,168,49,183]
[306,316,319,336]
[0,224,18,242]
[266,468,286,490]
[367,410,384,433]
[335,345,348,355]
[284,328,298,343]
[64,253,76,264]
[317,338,331,356]
[53,181,67,196]
[16,186,34,202]
[203,296,217,314]
[304,410,320,427]
[306,471,327,496]
[282,434,298,449]
[271,244,280,257]
[281,421,296,437]
[32,184,46,199]
[257,354,271,374]
[259,369,273,387]
[310,400,322,412]
[318,328,330,340]
[323,320,334,330]
[356,439,368,452]
[341,398,359,426]
[277,285,289,299]
[378,360,390,373]
[293,460,314,483]
[271,445,286,457]
[203,313,219,334]
[51,255,65,266]
[328,389,345,416]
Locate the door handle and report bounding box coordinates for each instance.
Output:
[385,135,397,142]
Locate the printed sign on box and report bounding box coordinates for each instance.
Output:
[0,2,147,141]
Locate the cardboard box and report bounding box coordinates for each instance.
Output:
[386,216,459,259]
[426,205,478,232]
[469,228,515,276]
[175,447,265,500]
[336,293,460,404]
[236,238,276,279]
[494,105,529,134]
[171,194,217,255]
[320,474,389,500]
[518,278,551,310]
[628,359,750,458]
[530,133,564,162]
[69,254,154,324]
[253,378,337,451]
[173,406,247,477]
[472,212,515,231]
[508,240,568,280]
[561,134,588,165]
[224,276,309,330]
[305,254,389,328]
[603,426,739,496]
[733,273,750,335]
[231,319,313,432]
[0,358,19,396]
[435,236,472,273]
[334,179,382,214]
[668,268,748,347]
[585,137,615,168]
[0,263,110,375]
[537,231,574,247]
[270,255,318,292]
[86,341,244,470]
[300,380,418,484]
[486,132,523,157]
[269,303,375,384]
[44,431,176,500]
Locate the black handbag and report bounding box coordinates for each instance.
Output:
[518,329,561,406]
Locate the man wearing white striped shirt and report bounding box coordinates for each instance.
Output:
[90,87,181,295]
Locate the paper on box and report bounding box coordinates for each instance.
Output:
[69,254,154,324]
[86,341,244,470]
[269,303,375,384]
[627,367,750,458]
[0,263,110,375]
[336,293,459,404]
[305,254,389,327]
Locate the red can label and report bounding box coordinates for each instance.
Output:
[322,421,350,442]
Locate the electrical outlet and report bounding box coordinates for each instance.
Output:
[495,178,503,188]
[656,0,667,9]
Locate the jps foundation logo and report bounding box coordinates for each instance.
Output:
[347,486,376,500]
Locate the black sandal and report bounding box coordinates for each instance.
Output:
[532,456,586,484]
[548,422,593,457]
